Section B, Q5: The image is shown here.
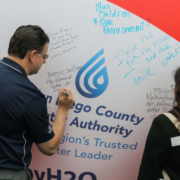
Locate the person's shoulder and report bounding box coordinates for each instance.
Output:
[155,113,168,119]
[153,114,171,125]
[152,113,175,134]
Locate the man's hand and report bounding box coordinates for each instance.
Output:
[58,88,75,111]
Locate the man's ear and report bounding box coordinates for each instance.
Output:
[28,50,37,63]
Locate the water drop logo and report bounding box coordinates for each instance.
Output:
[75,49,108,98]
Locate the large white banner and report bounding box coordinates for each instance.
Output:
[0,0,179,179]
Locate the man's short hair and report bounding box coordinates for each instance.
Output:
[8,25,50,59]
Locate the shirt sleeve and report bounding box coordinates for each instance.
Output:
[137,116,171,180]
[22,95,54,143]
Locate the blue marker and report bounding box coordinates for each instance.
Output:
[63,91,68,97]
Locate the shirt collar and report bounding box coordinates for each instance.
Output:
[1,57,27,76]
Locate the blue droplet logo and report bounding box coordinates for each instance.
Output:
[75,49,108,98]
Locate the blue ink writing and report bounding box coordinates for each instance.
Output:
[159,47,180,67]
[124,67,155,88]
[103,21,145,35]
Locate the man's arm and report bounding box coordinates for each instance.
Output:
[36,88,74,155]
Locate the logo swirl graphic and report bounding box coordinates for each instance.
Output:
[75,49,108,98]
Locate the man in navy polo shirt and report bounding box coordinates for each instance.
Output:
[0,25,75,179]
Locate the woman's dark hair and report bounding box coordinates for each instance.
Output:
[8,25,49,59]
[173,67,180,129]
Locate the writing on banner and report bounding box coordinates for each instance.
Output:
[47,27,78,60]
[45,94,144,138]
[113,31,180,89]
[93,2,145,35]
[43,94,141,162]
[146,86,174,119]
[57,134,137,159]
[46,65,82,92]
[28,168,97,180]
[54,136,137,161]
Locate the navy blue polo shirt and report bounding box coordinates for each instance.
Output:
[0,57,54,170]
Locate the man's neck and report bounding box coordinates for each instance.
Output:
[7,55,29,75]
